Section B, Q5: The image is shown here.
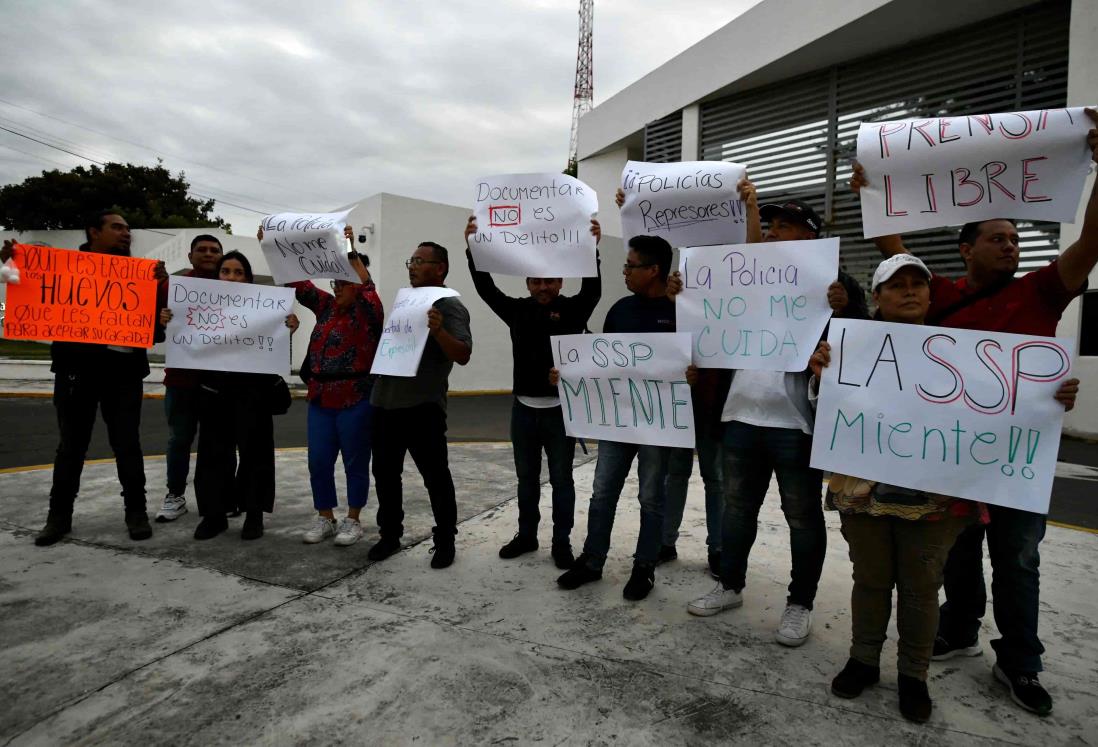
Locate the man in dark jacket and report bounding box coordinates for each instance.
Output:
[2,210,166,545]
[464,216,602,568]
[155,234,223,522]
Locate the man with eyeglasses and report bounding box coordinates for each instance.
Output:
[366,241,473,569]
[555,234,684,601]
[462,216,603,570]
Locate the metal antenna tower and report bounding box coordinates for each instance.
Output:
[566,0,593,175]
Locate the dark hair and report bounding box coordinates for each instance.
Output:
[958,219,1017,247]
[627,235,673,281]
[418,241,449,278]
[190,234,223,251]
[84,209,123,242]
[217,250,254,283]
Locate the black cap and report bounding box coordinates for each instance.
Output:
[759,200,822,235]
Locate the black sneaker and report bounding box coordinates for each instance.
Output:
[193,515,228,540]
[241,512,264,540]
[931,635,982,661]
[830,658,880,699]
[897,674,932,723]
[993,664,1052,716]
[125,511,153,541]
[551,543,575,570]
[430,540,455,569]
[499,534,538,559]
[34,515,72,547]
[557,554,602,589]
[623,563,655,601]
[656,544,677,565]
[367,536,401,561]
[707,550,721,579]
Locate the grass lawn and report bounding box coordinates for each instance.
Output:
[0,339,164,363]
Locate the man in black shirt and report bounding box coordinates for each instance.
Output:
[556,234,683,601]
[465,217,603,568]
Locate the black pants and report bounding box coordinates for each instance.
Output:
[49,372,146,517]
[194,385,275,517]
[371,403,456,540]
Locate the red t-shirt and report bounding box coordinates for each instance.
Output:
[928,260,1081,336]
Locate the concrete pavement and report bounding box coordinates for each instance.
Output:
[2,445,1096,745]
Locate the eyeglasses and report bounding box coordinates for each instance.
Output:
[405,258,443,268]
[622,262,655,272]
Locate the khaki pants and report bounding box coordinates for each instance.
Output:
[840,512,969,679]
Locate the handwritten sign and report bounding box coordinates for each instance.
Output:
[2,244,157,347]
[371,286,461,377]
[260,210,357,285]
[620,160,747,248]
[810,319,1073,514]
[469,173,598,278]
[164,276,294,375]
[857,107,1095,238]
[552,332,695,448]
[677,239,837,371]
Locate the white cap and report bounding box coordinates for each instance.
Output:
[871,253,931,290]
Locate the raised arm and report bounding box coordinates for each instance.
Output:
[464,216,519,324]
[740,177,763,244]
[1056,108,1098,294]
[574,220,603,317]
[851,162,907,257]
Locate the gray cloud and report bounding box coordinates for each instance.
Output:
[1,0,759,231]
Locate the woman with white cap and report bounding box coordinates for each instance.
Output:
[809,253,1077,723]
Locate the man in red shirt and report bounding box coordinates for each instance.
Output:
[849,107,1098,716]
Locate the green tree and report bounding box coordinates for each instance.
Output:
[0,161,230,233]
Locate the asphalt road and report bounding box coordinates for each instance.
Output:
[2,394,1095,530]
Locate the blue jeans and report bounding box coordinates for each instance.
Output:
[662,435,723,549]
[580,440,669,572]
[307,399,373,511]
[512,400,576,545]
[164,385,200,496]
[938,505,1046,672]
[719,421,825,608]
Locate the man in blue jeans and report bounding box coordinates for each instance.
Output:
[555,234,683,601]
[155,234,222,521]
[464,217,602,569]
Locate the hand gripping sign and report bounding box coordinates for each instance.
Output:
[371,286,461,377]
[259,210,357,285]
[2,244,157,348]
[469,173,598,278]
[810,319,1074,514]
[620,160,747,248]
[552,332,695,449]
[856,107,1095,238]
[676,238,838,371]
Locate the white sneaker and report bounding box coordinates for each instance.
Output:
[687,582,743,617]
[775,604,812,647]
[155,493,187,522]
[302,516,337,544]
[333,517,365,547]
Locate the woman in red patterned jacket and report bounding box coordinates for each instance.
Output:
[278,225,385,547]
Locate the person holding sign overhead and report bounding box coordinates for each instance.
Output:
[168,251,299,541]
[554,234,688,601]
[366,241,472,569]
[2,211,168,546]
[464,216,602,569]
[848,108,1097,716]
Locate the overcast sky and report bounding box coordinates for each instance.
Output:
[1,0,760,232]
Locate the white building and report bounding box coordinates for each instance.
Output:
[575,0,1098,437]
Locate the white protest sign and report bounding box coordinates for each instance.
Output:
[469,173,598,277]
[259,210,357,285]
[677,239,838,371]
[370,286,461,377]
[810,319,1074,514]
[165,276,294,375]
[620,160,747,248]
[857,107,1095,238]
[552,332,695,448]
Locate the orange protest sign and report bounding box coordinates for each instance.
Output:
[2,244,158,348]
